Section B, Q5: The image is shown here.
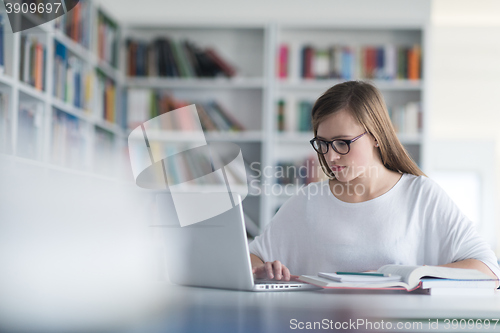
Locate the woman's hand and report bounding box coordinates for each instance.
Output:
[252,260,298,281]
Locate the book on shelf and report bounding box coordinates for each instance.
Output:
[126,88,245,132]
[97,11,118,68]
[54,0,91,48]
[388,101,422,135]
[278,43,422,81]
[298,265,498,293]
[275,155,324,186]
[54,41,94,111]
[277,44,288,79]
[126,38,237,78]
[155,145,255,188]
[51,109,87,169]
[95,70,117,124]
[276,99,313,132]
[20,34,46,91]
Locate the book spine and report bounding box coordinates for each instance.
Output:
[278,44,288,79]
[205,48,237,77]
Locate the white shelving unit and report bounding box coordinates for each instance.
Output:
[0,2,428,234]
[0,0,128,178]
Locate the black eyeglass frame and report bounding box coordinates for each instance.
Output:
[310,131,368,155]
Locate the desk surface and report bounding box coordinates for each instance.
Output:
[125,285,500,333]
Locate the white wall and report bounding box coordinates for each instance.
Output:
[429,0,500,255]
[97,0,430,25]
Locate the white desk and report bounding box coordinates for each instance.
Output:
[124,285,500,333]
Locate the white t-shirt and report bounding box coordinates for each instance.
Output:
[249,173,500,279]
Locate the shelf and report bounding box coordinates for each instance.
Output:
[0,74,15,87]
[52,98,91,120]
[94,120,125,136]
[1,153,134,185]
[277,79,422,91]
[275,132,313,143]
[161,184,259,196]
[124,77,265,89]
[54,30,93,60]
[128,130,263,142]
[96,60,121,80]
[54,30,120,80]
[275,132,422,145]
[52,98,124,136]
[18,82,47,102]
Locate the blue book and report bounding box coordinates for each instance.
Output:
[376,47,385,79]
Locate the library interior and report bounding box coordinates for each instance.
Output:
[2,0,500,332]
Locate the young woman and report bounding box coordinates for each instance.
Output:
[249,81,500,287]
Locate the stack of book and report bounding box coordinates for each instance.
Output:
[97,11,118,67]
[126,38,236,78]
[127,89,244,132]
[298,265,498,295]
[95,71,117,124]
[388,102,422,135]
[54,0,91,48]
[278,43,421,81]
[54,41,94,111]
[157,146,250,187]
[276,99,314,132]
[20,34,46,91]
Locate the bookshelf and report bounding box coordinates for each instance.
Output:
[121,24,269,232]
[0,0,128,179]
[0,1,428,234]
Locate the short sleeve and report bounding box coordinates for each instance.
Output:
[423,177,500,280]
[247,188,307,263]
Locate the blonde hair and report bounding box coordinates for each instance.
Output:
[311,80,425,179]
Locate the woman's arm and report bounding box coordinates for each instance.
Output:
[438,258,499,288]
[250,253,264,268]
[250,253,296,281]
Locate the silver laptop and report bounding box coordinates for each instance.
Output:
[156,192,318,292]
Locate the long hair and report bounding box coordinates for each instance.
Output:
[311,80,425,179]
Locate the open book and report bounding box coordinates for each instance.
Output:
[298,265,498,291]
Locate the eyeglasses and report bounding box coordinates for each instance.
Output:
[310,131,368,155]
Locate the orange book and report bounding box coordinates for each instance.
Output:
[73,3,81,42]
[98,22,105,61]
[408,44,421,80]
[35,42,43,90]
[105,82,115,122]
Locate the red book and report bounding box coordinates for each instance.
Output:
[73,2,81,42]
[127,41,137,76]
[278,44,288,79]
[304,46,314,79]
[35,43,43,90]
[205,48,237,77]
